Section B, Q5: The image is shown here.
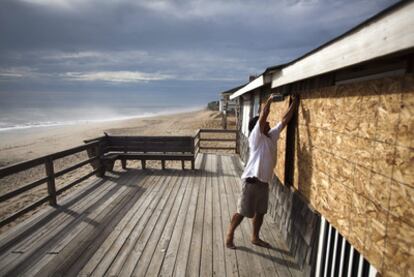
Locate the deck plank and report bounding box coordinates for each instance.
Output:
[103,171,181,276]
[185,155,208,277]
[217,155,239,277]
[89,171,174,276]
[141,168,194,276]
[126,169,189,276]
[200,154,214,277]
[0,170,141,276]
[0,153,306,277]
[172,154,205,277]
[29,169,150,277]
[72,171,163,276]
[158,157,203,277]
[211,154,227,277]
[0,174,115,255]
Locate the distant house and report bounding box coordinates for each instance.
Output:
[219,85,241,113]
[230,1,414,276]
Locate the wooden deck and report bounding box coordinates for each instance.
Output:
[0,154,303,277]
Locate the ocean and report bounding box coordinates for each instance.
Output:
[0,91,208,132]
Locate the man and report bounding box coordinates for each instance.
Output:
[226,93,298,249]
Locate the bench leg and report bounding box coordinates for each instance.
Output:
[121,159,127,169]
[181,160,185,170]
[191,159,195,170]
[161,160,165,170]
[97,166,106,177]
[103,160,115,172]
[142,160,146,170]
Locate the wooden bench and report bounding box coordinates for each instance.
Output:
[96,135,195,172]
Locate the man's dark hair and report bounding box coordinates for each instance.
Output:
[248,116,259,132]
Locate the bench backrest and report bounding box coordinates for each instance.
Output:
[104,136,194,153]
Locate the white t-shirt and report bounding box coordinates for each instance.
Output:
[241,121,283,184]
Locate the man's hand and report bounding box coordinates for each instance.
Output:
[259,94,274,134]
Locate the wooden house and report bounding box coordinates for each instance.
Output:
[230,1,414,275]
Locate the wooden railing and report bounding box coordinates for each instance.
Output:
[193,129,238,153]
[0,128,238,228]
[0,141,103,228]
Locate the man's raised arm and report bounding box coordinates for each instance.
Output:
[259,95,273,134]
[281,95,299,130]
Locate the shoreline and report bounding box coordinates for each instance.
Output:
[0,105,204,133]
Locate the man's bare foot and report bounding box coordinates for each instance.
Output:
[226,234,236,249]
[251,238,271,248]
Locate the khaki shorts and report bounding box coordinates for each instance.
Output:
[237,178,269,218]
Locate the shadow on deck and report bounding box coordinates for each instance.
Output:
[0,154,303,277]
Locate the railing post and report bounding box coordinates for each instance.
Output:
[45,158,57,206]
[96,140,106,177]
[191,136,195,170]
[236,130,240,154]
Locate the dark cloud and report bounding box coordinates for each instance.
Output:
[0,0,399,95]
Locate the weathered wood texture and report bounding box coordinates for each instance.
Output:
[0,141,102,228]
[198,129,237,153]
[285,74,414,275]
[101,135,195,171]
[0,154,304,276]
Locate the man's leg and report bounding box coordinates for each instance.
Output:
[226,213,244,249]
[251,213,271,248]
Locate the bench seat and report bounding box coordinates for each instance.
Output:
[102,152,195,170]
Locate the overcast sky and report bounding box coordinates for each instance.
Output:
[0,0,399,99]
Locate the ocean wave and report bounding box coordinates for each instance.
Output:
[0,106,203,133]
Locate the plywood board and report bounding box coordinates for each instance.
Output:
[364,200,387,271]
[383,214,414,276]
[389,180,414,226]
[283,75,413,274]
[371,141,395,178]
[329,155,354,189]
[326,180,351,237]
[366,173,391,210]
[357,94,379,139]
[353,137,374,169]
[330,132,355,162]
[397,76,414,148]
[347,193,366,253]
[268,99,289,184]
[393,145,414,186]
[353,165,371,195]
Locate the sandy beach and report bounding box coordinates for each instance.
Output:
[0,109,235,233]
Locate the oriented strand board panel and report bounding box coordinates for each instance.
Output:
[364,200,388,270]
[397,76,414,148]
[266,99,289,183]
[288,74,414,274]
[383,214,414,276]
